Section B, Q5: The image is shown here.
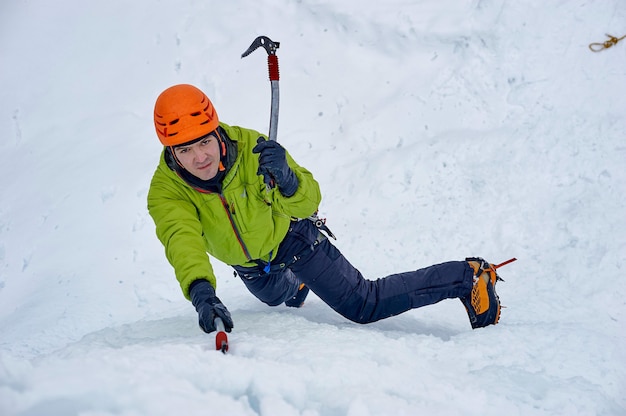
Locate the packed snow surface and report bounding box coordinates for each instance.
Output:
[1,1,625,415]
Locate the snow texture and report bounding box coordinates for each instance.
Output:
[1,0,625,415]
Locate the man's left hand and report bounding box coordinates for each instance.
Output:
[252,137,299,197]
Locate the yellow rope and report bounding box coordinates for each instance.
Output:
[589,34,626,52]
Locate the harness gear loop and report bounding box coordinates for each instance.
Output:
[589,34,626,52]
[237,234,326,279]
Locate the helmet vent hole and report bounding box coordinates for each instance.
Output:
[169,118,179,125]
[190,111,202,117]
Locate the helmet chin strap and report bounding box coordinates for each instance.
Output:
[214,129,227,172]
[169,146,185,170]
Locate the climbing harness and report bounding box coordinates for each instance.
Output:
[589,34,625,52]
[235,213,335,278]
[235,233,326,278]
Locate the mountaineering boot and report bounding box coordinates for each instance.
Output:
[460,257,503,329]
[285,283,309,308]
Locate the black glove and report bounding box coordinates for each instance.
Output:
[189,280,233,334]
[252,137,299,197]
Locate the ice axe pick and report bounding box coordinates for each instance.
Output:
[241,36,281,142]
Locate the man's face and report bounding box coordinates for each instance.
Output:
[173,134,222,180]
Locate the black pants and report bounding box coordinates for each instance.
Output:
[234,220,473,324]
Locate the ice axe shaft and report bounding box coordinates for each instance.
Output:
[241,36,280,142]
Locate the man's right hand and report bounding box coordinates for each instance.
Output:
[189,280,234,334]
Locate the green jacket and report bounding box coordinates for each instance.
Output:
[147,123,322,299]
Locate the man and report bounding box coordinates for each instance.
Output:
[147,84,503,334]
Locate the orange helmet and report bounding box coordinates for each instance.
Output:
[153,84,219,146]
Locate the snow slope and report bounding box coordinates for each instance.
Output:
[1,0,625,415]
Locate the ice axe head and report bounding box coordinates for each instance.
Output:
[241,36,280,58]
[241,35,281,140]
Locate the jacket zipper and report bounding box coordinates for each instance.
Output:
[182,177,254,263]
[218,194,253,262]
[175,169,254,263]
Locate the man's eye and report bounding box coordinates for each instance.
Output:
[177,148,188,154]
[201,138,211,145]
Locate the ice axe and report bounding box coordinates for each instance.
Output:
[241,36,280,142]
[494,258,517,269]
[214,317,228,354]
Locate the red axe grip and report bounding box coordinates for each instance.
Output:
[214,317,229,353]
[215,331,229,353]
[268,55,280,81]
